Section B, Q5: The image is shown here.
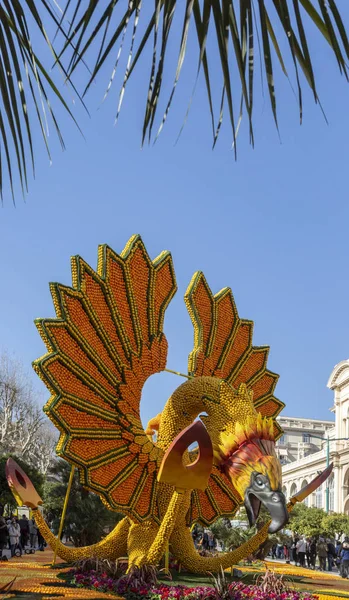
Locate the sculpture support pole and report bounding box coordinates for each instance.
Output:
[52,465,75,567]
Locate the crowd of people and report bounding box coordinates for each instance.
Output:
[192,526,217,553]
[271,536,349,578]
[0,508,45,560]
[190,523,349,579]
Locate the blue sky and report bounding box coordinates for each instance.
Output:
[1,5,349,428]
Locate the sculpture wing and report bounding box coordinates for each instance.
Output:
[184,271,284,526]
[34,236,177,523]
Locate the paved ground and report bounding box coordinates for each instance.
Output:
[267,557,342,577]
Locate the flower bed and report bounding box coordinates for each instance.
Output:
[71,570,318,600]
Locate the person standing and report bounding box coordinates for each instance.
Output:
[208,531,215,553]
[291,537,299,565]
[283,542,288,562]
[8,518,21,557]
[296,537,307,568]
[202,530,209,551]
[29,517,38,548]
[335,540,342,568]
[317,537,328,571]
[327,538,336,572]
[6,520,11,550]
[18,515,30,550]
[191,525,199,549]
[309,538,317,570]
[305,539,312,568]
[37,527,45,552]
[284,540,291,563]
[0,505,8,561]
[340,540,349,579]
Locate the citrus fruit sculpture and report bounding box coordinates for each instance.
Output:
[7,235,331,572]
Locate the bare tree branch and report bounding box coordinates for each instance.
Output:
[0,352,56,474]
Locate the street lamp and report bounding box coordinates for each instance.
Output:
[309,433,349,512]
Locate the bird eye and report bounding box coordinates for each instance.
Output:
[255,477,264,487]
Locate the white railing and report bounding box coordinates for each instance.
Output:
[282,448,326,473]
[281,438,347,473]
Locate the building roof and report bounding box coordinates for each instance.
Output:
[276,415,334,425]
[328,359,349,390]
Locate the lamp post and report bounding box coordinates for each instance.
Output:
[308,434,349,512]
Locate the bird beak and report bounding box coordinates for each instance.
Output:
[244,488,289,533]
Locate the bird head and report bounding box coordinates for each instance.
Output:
[200,380,288,533]
[155,376,288,533]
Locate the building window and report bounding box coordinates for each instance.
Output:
[290,483,297,497]
[329,475,335,512]
[316,484,323,509]
[279,435,287,444]
[303,434,310,443]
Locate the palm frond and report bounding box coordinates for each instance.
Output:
[0,0,81,203]
[60,0,349,147]
[1,1,349,203]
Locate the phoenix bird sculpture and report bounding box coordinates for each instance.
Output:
[6,236,331,573]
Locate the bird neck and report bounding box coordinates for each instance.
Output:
[156,376,221,451]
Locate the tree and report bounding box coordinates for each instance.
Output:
[288,503,324,537]
[321,513,349,538]
[0,352,56,474]
[210,517,251,551]
[0,454,44,515]
[43,460,123,547]
[237,504,271,531]
[2,1,349,201]
[282,503,349,539]
[210,506,290,560]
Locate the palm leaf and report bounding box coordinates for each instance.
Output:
[0,0,81,203]
[1,1,349,203]
[61,0,349,146]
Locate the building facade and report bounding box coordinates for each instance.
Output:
[276,416,334,465]
[276,359,349,514]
